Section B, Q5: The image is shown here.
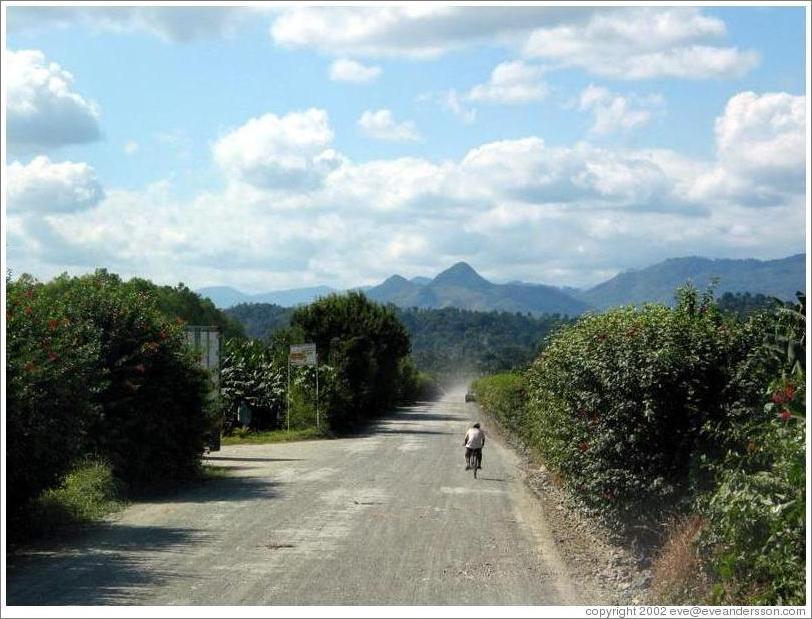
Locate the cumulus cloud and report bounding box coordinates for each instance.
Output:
[123,141,140,155]
[578,85,663,135]
[8,93,805,292]
[358,110,421,142]
[213,109,339,190]
[467,61,547,104]
[6,6,264,42]
[329,58,381,83]
[690,91,806,207]
[7,156,105,213]
[523,8,759,79]
[7,49,101,153]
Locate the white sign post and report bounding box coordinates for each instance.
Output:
[288,343,319,431]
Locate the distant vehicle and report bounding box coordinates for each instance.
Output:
[465,391,476,403]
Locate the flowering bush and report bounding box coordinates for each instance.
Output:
[524,287,756,522]
[6,271,211,501]
[696,293,806,605]
[6,275,102,506]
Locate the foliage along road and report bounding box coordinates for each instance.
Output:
[6,390,583,605]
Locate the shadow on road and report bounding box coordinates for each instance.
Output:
[204,456,304,463]
[7,525,210,605]
[145,476,283,505]
[388,411,461,422]
[366,428,453,436]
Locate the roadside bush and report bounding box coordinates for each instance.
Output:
[6,275,102,507]
[698,419,805,605]
[51,271,211,488]
[396,357,441,403]
[291,293,411,431]
[524,287,752,522]
[471,373,527,436]
[7,271,211,497]
[34,458,123,526]
[695,294,806,605]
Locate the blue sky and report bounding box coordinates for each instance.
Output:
[4,4,808,292]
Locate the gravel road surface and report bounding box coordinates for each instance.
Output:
[6,391,583,605]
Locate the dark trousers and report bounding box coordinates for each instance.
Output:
[465,447,482,467]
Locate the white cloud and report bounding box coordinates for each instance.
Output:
[578,85,662,135]
[269,7,756,82]
[329,58,381,83]
[7,49,101,153]
[123,141,140,155]
[7,6,265,42]
[690,91,806,206]
[358,110,421,142]
[213,109,339,189]
[270,6,580,58]
[523,8,759,79]
[8,93,805,292]
[443,90,477,124]
[467,61,547,104]
[7,156,105,213]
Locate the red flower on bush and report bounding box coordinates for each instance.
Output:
[47,351,60,362]
[772,383,797,405]
[779,409,793,423]
[48,319,60,332]
[578,441,589,453]
[24,306,33,315]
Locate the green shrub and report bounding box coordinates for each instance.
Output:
[7,270,211,498]
[6,275,102,507]
[9,458,124,543]
[698,418,805,605]
[696,294,806,605]
[50,271,211,488]
[396,357,441,403]
[290,292,411,431]
[472,373,526,436]
[37,458,123,523]
[524,287,753,522]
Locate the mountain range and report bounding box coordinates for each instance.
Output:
[198,253,805,315]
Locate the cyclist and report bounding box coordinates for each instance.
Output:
[463,422,485,470]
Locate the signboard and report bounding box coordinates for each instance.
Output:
[185,326,222,390]
[289,343,317,367]
[287,343,320,430]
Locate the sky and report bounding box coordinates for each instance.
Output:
[3,3,809,292]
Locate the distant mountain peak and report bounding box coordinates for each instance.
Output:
[383,274,409,284]
[432,262,491,289]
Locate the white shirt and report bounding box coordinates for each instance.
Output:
[464,427,485,449]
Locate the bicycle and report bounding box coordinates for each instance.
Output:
[468,449,482,479]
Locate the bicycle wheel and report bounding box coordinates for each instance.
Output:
[473,451,480,478]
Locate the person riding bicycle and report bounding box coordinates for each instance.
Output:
[463,422,485,470]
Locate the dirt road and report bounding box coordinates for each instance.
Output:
[6,391,585,605]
